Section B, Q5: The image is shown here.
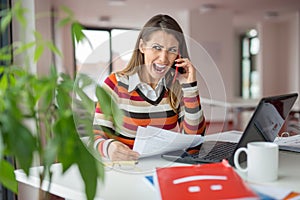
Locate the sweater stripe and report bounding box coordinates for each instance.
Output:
[123,110,176,119]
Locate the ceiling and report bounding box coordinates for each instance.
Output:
[52,0,300,30]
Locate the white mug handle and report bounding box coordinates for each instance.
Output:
[234,147,248,172]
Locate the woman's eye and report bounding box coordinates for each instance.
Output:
[152,45,162,50]
[169,48,178,53]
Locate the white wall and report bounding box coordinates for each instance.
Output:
[12,0,36,74]
[34,0,53,75]
[189,10,235,101]
[283,14,299,94]
[258,13,299,97]
[188,10,236,122]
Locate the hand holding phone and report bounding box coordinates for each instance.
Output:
[171,61,186,74]
[171,54,186,84]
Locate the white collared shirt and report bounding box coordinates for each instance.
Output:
[128,72,167,101]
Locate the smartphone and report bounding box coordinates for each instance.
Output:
[171,55,186,74]
[171,54,186,83]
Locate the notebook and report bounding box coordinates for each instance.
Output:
[154,160,258,200]
[162,93,298,166]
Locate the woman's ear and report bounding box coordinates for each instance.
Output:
[139,39,144,54]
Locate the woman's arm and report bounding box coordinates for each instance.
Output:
[178,82,206,136]
[93,101,117,157]
[174,57,206,135]
[93,73,139,160]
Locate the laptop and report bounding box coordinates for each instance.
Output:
[162,93,298,166]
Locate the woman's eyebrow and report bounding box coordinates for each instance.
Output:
[151,43,178,49]
[151,43,163,47]
[168,46,178,49]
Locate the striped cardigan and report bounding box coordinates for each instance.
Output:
[93,73,206,158]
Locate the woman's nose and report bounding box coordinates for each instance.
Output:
[158,50,169,63]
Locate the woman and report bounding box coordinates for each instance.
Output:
[93,14,206,161]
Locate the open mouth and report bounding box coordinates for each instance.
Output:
[153,63,167,73]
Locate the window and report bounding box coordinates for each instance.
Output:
[73,27,139,85]
[240,29,260,99]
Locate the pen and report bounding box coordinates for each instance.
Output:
[104,160,138,167]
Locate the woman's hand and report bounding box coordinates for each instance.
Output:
[107,140,140,161]
[174,57,197,84]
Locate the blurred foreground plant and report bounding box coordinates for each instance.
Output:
[0,2,123,200]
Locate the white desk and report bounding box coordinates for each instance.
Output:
[201,97,258,130]
[15,132,300,200]
[15,156,179,200]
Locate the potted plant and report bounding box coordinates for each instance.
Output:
[0,2,122,200]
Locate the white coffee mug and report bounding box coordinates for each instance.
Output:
[234,141,279,183]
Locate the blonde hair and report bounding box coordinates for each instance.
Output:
[117,14,190,112]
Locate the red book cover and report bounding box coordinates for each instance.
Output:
[154,160,258,200]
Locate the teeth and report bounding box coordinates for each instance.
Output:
[155,63,166,69]
[154,63,166,72]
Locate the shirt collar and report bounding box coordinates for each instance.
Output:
[128,72,167,92]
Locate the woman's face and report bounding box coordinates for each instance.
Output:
[139,30,179,85]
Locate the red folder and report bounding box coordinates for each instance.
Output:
[154,160,258,200]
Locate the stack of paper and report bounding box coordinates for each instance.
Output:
[133,126,204,158]
[274,134,300,153]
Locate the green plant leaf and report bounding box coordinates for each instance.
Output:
[0,132,3,160]
[95,85,124,130]
[95,86,113,117]
[60,5,73,18]
[57,6,74,27]
[34,78,56,111]
[72,22,86,43]
[56,86,71,111]
[75,87,95,114]
[0,73,8,92]
[13,1,27,27]
[14,41,36,55]
[0,160,18,193]
[45,41,62,57]
[0,45,12,61]
[76,144,103,200]
[34,44,44,62]
[0,53,11,61]
[111,99,124,130]
[53,115,77,170]
[43,139,58,168]
[0,11,12,33]
[55,76,75,112]
[1,112,36,175]
[0,7,8,17]
[57,17,72,27]
[33,30,43,41]
[76,74,94,89]
[73,74,98,114]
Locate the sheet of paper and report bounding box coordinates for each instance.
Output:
[133,126,204,158]
[274,134,300,152]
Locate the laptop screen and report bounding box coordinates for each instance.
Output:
[237,93,298,149]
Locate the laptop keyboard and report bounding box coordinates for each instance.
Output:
[192,141,237,162]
